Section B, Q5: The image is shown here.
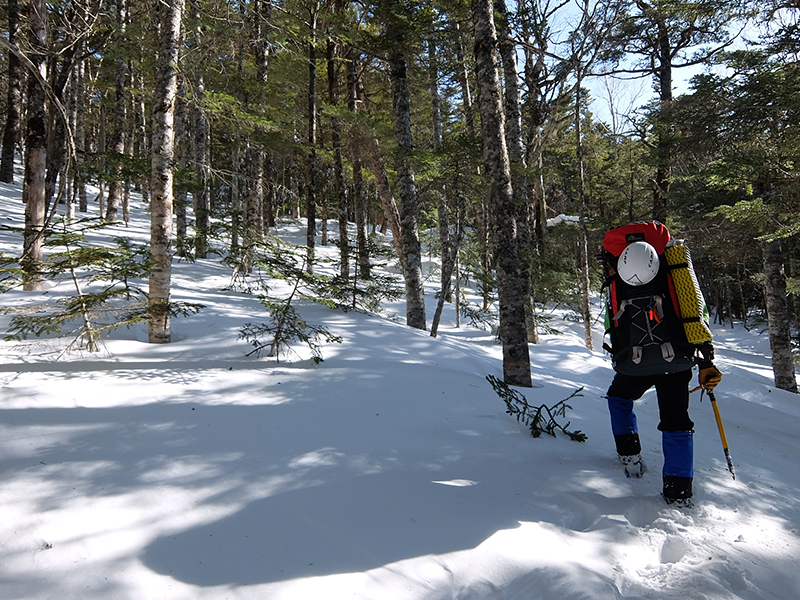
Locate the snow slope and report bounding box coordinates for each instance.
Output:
[0,180,798,599]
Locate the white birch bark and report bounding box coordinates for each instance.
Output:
[148,0,183,344]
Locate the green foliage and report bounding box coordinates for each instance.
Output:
[487,375,587,442]
[232,237,344,363]
[239,300,343,364]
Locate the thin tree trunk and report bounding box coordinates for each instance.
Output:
[149,0,183,344]
[22,0,48,292]
[305,5,319,274]
[230,135,242,252]
[191,0,210,258]
[75,42,88,213]
[244,144,264,272]
[652,13,672,223]
[136,72,149,203]
[347,46,370,278]
[106,0,127,222]
[472,0,532,387]
[455,22,475,136]
[574,71,593,350]
[762,238,798,392]
[328,37,348,277]
[1,0,22,183]
[174,75,188,241]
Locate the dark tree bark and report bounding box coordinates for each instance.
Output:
[328,37,348,277]
[1,0,22,183]
[389,45,426,331]
[497,0,537,344]
[347,46,370,278]
[305,4,319,274]
[190,0,210,258]
[106,0,127,222]
[762,238,798,393]
[472,0,532,387]
[22,0,48,292]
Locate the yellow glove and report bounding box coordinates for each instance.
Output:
[698,361,722,391]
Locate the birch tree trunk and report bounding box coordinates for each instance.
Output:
[1,0,22,184]
[762,238,798,393]
[148,0,183,344]
[472,0,532,387]
[389,46,426,330]
[22,0,47,292]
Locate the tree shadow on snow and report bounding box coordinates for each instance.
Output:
[141,471,526,586]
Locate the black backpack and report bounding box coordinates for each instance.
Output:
[601,222,696,376]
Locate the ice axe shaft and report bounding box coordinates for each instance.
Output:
[709,390,735,480]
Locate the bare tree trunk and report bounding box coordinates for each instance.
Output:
[136,72,149,203]
[22,0,48,292]
[762,238,798,393]
[389,46,426,330]
[454,22,475,136]
[264,152,276,229]
[230,136,242,252]
[97,104,106,217]
[305,4,319,274]
[106,0,127,222]
[497,0,537,344]
[574,71,594,350]
[174,76,188,241]
[148,0,183,344]
[472,0,532,387]
[190,0,210,258]
[1,0,22,183]
[244,143,264,272]
[328,37,348,277]
[364,135,403,264]
[75,39,88,213]
[347,46,370,278]
[652,13,672,223]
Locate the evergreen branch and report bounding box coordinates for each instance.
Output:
[486,375,587,442]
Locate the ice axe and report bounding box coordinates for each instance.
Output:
[691,386,735,479]
[708,390,735,480]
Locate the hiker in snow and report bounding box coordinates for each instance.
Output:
[600,222,722,506]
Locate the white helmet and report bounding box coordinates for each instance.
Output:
[617,241,659,286]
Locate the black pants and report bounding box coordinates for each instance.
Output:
[607,369,694,432]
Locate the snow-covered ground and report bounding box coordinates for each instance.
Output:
[1,179,798,599]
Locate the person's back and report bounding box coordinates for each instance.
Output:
[601,221,721,506]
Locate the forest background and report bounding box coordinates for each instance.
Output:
[0,0,798,391]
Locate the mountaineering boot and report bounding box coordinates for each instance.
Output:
[663,476,693,507]
[619,453,644,478]
[662,430,694,506]
[608,396,643,478]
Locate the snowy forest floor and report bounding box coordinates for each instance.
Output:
[0,180,799,599]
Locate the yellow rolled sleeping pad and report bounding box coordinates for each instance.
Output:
[664,240,714,344]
